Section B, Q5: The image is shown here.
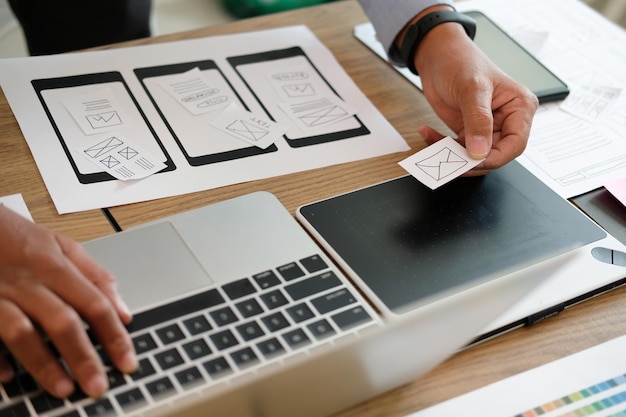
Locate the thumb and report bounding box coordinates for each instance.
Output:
[461,88,494,160]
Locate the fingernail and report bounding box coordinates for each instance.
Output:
[468,135,490,159]
[119,351,138,374]
[53,378,75,398]
[85,374,108,397]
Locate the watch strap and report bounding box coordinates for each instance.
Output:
[400,10,477,75]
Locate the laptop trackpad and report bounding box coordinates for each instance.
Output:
[84,222,212,312]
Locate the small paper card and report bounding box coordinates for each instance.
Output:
[277,94,356,131]
[210,103,289,149]
[77,133,166,180]
[0,193,33,222]
[63,89,131,136]
[398,136,484,189]
[159,67,232,115]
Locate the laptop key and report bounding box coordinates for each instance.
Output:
[253,270,281,289]
[203,357,232,378]
[210,306,238,326]
[257,337,286,358]
[182,339,212,360]
[132,333,158,354]
[300,255,328,273]
[115,387,146,410]
[154,348,185,370]
[260,289,288,309]
[183,315,212,335]
[155,323,185,345]
[83,398,114,416]
[31,391,65,414]
[222,278,256,299]
[286,303,314,323]
[282,328,311,348]
[236,321,265,341]
[57,411,81,417]
[307,319,336,340]
[68,387,88,403]
[175,366,205,389]
[311,288,357,314]
[106,368,127,390]
[284,271,341,300]
[0,401,30,417]
[277,262,305,281]
[235,298,264,318]
[130,358,156,381]
[210,329,239,350]
[128,288,225,332]
[261,311,290,332]
[231,347,258,367]
[3,373,37,397]
[146,376,177,400]
[332,306,373,330]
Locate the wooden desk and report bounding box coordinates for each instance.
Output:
[104,0,448,229]
[0,95,114,241]
[1,1,625,416]
[105,2,626,415]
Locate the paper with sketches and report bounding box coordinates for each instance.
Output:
[0,194,33,222]
[267,65,318,101]
[210,103,289,149]
[63,89,131,136]
[77,134,167,180]
[603,177,626,208]
[277,94,356,132]
[158,67,231,115]
[0,25,409,214]
[398,137,483,189]
[560,83,622,123]
[357,0,626,199]
[407,335,626,417]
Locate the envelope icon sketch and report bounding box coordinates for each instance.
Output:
[417,147,468,181]
[398,136,484,190]
[86,111,122,129]
[226,119,269,142]
[283,83,315,98]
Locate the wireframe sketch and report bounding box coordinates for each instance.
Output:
[416,147,468,181]
[86,111,123,129]
[226,119,270,142]
[84,136,124,159]
[288,97,349,128]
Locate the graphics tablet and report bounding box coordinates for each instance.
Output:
[297,161,612,318]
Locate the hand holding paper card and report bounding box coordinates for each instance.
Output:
[399,136,484,189]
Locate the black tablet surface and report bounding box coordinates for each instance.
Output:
[297,161,606,314]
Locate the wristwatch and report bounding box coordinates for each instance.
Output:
[400,10,476,75]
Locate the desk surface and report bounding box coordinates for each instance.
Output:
[0,100,114,241]
[1,1,625,416]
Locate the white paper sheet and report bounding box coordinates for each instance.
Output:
[0,26,409,214]
[356,0,626,199]
[0,193,33,222]
[407,335,626,417]
[398,137,483,189]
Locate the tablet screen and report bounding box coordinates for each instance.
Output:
[297,162,605,313]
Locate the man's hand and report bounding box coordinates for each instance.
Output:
[412,15,538,175]
[0,205,137,398]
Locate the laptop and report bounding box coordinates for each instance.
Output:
[0,190,575,417]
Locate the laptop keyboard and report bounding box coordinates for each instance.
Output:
[0,253,380,417]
